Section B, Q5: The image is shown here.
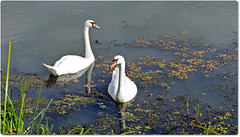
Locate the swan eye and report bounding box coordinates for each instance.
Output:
[113,59,118,62]
[110,59,118,68]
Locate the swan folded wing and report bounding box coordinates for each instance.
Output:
[108,76,137,102]
[53,55,93,75]
[122,76,137,102]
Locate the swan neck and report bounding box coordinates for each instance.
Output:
[118,62,125,93]
[84,27,94,60]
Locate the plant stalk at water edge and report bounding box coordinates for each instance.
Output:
[2,41,12,134]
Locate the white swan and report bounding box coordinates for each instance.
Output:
[108,55,137,102]
[43,20,100,76]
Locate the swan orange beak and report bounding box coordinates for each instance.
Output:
[92,23,100,29]
[110,60,117,68]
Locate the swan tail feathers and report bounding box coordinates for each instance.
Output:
[43,63,58,76]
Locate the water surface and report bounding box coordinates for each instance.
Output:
[1,1,238,134]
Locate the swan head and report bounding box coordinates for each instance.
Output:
[110,55,125,68]
[85,20,100,29]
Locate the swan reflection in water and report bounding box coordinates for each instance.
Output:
[45,62,95,94]
[114,100,139,134]
[114,101,128,134]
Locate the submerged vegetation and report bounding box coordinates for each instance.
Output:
[1,32,238,135]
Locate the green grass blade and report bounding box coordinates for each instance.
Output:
[2,41,12,134]
[83,128,91,135]
[35,99,53,133]
[181,125,220,135]
[30,84,42,134]
[50,124,54,133]
[28,109,46,126]
[67,128,82,135]
[18,93,26,134]
[79,128,84,135]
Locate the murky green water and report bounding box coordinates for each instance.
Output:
[1,1,238,134]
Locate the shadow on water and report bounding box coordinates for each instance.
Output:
[45,62,95,94]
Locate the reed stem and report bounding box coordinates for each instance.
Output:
[3,41,12,134]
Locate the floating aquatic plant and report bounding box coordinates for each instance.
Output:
[52,94,96,115]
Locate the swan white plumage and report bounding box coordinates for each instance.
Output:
[43,20,100,76]
[108,55,137,102]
